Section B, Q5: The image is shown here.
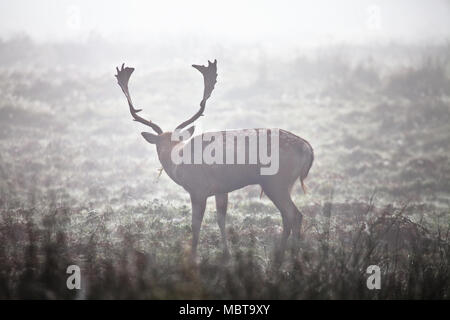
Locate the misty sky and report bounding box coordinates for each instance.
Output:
[0,0,449,45]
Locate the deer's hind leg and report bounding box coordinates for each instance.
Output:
[215,193,230,259]
[261,182,303,263]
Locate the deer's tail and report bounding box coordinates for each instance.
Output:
[299,142,314,194]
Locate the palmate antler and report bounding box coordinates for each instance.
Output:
[116,60,217,134]
[176,59,218,130]
[115,63,163,135]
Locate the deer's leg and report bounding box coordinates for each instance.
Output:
[190,194,207,261]
[261,184,303,263]
[215,193,230,259]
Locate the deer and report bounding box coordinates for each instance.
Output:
[115,60,314,263]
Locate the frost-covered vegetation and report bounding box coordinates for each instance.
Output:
[0,36,449,298]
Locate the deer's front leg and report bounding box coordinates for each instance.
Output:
[215,193,230,260]
[190,194,207,261]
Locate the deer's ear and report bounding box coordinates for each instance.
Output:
[141,132,160,144]
[181,126,195,139]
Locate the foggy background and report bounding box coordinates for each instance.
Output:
[1,0,449,205]
[0,0,450,299]
[1,0,450,44]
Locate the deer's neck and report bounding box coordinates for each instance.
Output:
[156,143,181,183]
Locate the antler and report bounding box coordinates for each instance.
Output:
[115,63,163,135]
[176,59,217,130]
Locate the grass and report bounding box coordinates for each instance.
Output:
[0,198,449,299]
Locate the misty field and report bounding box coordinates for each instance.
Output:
[0,37,449,299]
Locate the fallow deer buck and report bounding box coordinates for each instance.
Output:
[115,60,313,262]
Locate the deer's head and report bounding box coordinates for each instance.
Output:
[115,60,217,156]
